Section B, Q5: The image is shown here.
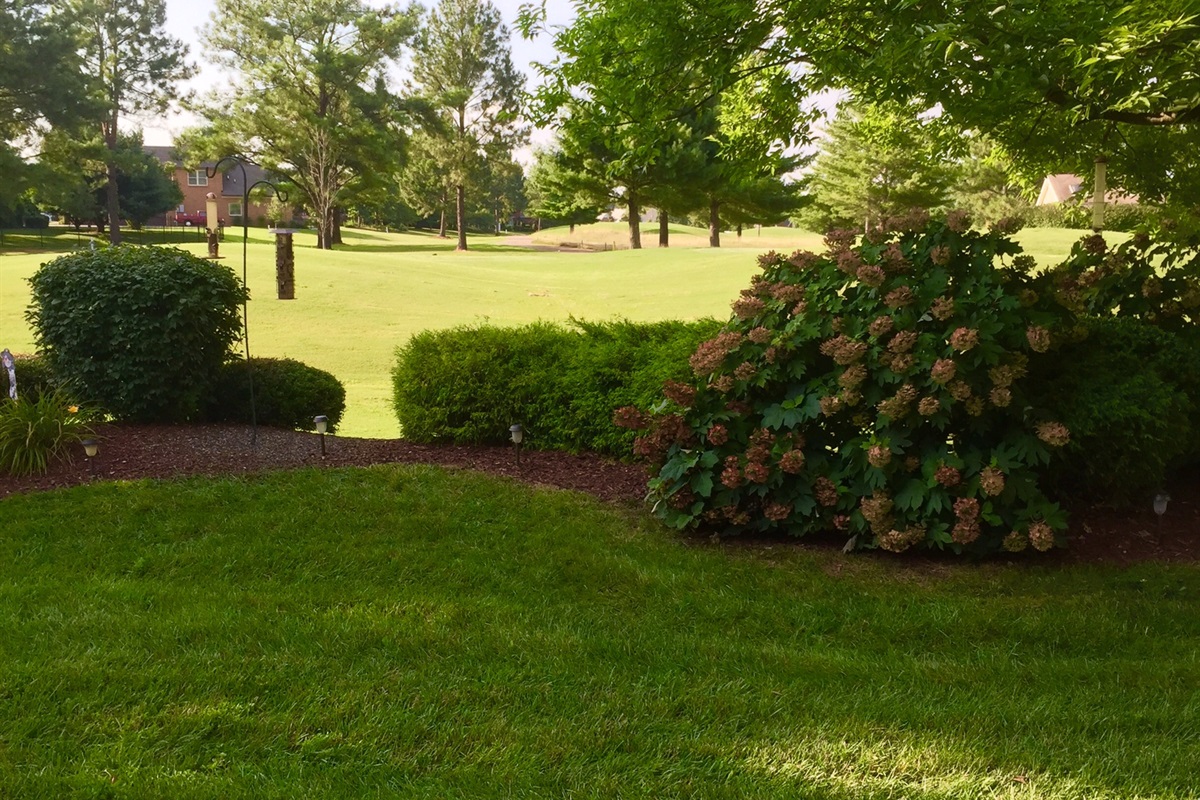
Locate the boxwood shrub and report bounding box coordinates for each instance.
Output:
[208,358,346,433]
[391,319,721,455]
[26,246,247,422]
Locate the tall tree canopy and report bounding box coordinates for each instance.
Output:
[198,0,419,249]
[410,0,525,251]
[66,0,191,244]
[525,0,1200,214]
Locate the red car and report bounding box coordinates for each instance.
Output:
[175,211,207,226]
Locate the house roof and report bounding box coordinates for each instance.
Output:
[1036,173,1139,207]
[143,145,273,197]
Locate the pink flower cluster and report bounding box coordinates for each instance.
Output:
[780,449,806,474]
[720,455,743,488]
[663,380,696,407]
[860,493,894,533]
[885,286,915,308]
[930,297,955,321]
[770,282,806,304]
[838,364,867,389]
[1028,520,1055,551]
[946,210,972,233]
[979,466,1005,496]
[948,379,973,401]
[690,331,743,375]
[813,477,839,507]
[867,445,891,468]
[877,384,918,419]
[747,326,772,344]
[824,229,857,251]
[880,243,909,273]
[733,362,757,381]
[819,335,868,365]
[918,396,940,416]
[930,245,952,266]
[878,525,926,553]
[706,423,729,445]
[836,250,863,275]
[788,250,821,271]
[931,359,957,384]
[1026,326,1052,353]
[949,327,979,352]
[952,497,980,544]
[856,264,886,288]
[989,387,1012,408]
[935,465,961,487]
[764,502,792,522]
[613,406,651,430]
[868,315,895,337]
[1036,421,1070,447]
[732,295,766,320]
[888,331,918,353]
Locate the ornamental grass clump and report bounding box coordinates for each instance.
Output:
[0,391,94,476]
[623,215,1077,555]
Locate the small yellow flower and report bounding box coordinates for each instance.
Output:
[68,405,79,414]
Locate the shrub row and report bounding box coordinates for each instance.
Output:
[25,246,345,432]
[391,319,722,455]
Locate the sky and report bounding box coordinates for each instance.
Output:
[143,0,574,155]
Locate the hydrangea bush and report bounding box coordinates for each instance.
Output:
[623,214,1077,555]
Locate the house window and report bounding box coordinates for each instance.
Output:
[228,201,243,220]
[177,204,186,212]
[186,170,208,187]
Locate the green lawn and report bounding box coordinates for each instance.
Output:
[1,224,1109,438]
[1,466,1197,798]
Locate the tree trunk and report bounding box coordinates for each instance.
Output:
[455,184,468,251]
[331,208,342,245]
[736,223,743,239]
[708,196,721,248]
[1092,156,1108,231]
[569,222,575,233]
[627,189,642,250]
[659,212,669,247]
[438,205,447,238]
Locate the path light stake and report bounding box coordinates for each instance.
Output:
[206,157,289,447]
[314,415,328,457]
[1154,492,1170,545]
[82,438,98,478]
[509,424,524,468]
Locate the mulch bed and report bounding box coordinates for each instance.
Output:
[2,423,1196,567]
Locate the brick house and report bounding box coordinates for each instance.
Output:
[144,145,273,227]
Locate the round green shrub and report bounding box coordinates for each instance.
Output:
[631,214,1077,555]
[26,246,247,422]
[209,358,346,432]
[1029,316,1199,502]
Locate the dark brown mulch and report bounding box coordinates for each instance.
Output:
[2,423,1197,567]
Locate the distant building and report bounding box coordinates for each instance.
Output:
[143,145,273,226]
[1036,173,1138,207]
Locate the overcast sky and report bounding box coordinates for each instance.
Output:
[143,0,573,155]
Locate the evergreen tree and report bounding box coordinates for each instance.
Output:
[411,0,525,251]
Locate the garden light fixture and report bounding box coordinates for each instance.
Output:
[1154,492,1170,543]
[82,438,98,477]
[509,423,523,467]
[314,415,328,456]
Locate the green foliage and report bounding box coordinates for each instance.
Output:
[637,215,1079,554]
[1026,201,1156,233]
[209,357,347,433]
[0,390,93,476]
[797,102,957,233]
[1029,317,1200,502]
[26,246,248,422]
[392,319,720,454]
[9,353,59,402]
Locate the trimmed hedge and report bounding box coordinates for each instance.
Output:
[391,319,721,455]
[208,358,346,433]
[26,246,247,422]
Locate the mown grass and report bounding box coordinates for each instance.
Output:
[1,467,1198,798]
[1,225,1109,438]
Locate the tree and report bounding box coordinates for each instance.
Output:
[36,130,181,229]
[398,130,455,236]
[410,0,525,251]
[1,1,93,209]
[798,102,956,232]
[67,0,191,244]
[198,0,419,249]
[524,147,604,233]
[950,138,1036,227]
